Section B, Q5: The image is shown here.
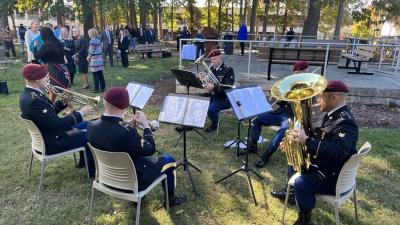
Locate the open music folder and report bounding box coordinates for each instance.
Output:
[225,85,272,121]
[126,82,154,110]
[158,94,210,128]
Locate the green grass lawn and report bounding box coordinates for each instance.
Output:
[0,58,399,225]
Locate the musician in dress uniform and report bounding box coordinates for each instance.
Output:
[19,64,96,175]
[252,61,309,168]
[274,80,359,225]
[87,87,186,206]
[203,48,235,132]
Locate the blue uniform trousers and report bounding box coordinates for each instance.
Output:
[250,112,289,152]
[294,169,336,213]
[157,154,177,197]
[207,96,231,125]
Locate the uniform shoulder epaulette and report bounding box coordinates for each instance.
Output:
[118,121,134,131]
[340,111,351,120]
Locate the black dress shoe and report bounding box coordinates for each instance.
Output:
[255,158,269,168]
[271,186,295,204]
[166,194,186,207]
[204,125,217,132]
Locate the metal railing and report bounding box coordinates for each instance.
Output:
[179,38,400,77]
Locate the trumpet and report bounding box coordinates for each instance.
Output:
[129,119,160,132]
[47,83,100,105]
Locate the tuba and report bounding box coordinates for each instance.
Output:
[271,73,327,174]
[47,83,101,105]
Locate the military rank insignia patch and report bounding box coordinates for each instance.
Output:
[338,132,345,138]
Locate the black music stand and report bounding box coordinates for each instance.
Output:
[159,94,210,196]
[215,85,272,205]
[170,69,207,144]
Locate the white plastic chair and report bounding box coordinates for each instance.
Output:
[20,116,89,197]
[217,108,234,135]
[282,142,372,225]
[88,144,169,225]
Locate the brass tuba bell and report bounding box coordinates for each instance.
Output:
[271,73,327,174]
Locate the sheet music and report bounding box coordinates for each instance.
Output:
[227,86,272,120]
[159,95,188,124]
[182,98,210,128]
[126,82,154,109]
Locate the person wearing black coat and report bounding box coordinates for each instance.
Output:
[61,27,77,85]
[144,25,156,58]
[118,29,130,68]
[19,64,96,176]
[87,87,186,206]
[72,27,89,89]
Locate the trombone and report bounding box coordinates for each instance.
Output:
[47,83,101,105]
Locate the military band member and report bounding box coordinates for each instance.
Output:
[87,87,186,206]
[203,48,235,132]
[19,64,95,175]
[251,61,308,168]
[273,80,359,225]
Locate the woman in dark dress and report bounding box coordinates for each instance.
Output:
[33,27,71,103]
[118,29,130,68]
[72,26,89,89]
[61,27,77,85]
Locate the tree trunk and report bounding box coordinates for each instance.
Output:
[93,6,98,30]
[11,12,16,30]
[244,0,248,24]
[217,0,222,32]
[225,4,229,29]
[171,0,174,32]
[334,0,345,39]
[282,3,288,35]
[262,2,269,33]
[158,7,162,39]
[129,0,138,28]
[56,0,65,26]
[274,0,280,35]
[231,1,234,30]
[239,0,243,24]
[208,0,211,27]
[81,0,94,39]
[249,0,258,39]
[139,0,148,28]
[187,0,195,33]
[302,0,321,37]
[153,4,158,39]
[99,1,105,30]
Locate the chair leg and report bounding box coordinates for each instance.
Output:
[73,152,78,167]
[28,152,33,178]
[38,160,46,197]
[135,198,142,225]
[164,178,169,212]
[353,189,359,221]
[88,186,95,225]
[335,202,340,225]
[83,150,89,178]
[281,184,291,224]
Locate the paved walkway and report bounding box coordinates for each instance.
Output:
[219,51,400,105]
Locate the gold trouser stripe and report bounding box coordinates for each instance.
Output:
[161,162,177,187]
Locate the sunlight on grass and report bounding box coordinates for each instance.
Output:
[0,60,399,225]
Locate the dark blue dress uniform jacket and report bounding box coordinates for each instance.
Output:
[304,105,359,191]
[87,115,162,191]
[19,87,84,154]
[210,63,234,99]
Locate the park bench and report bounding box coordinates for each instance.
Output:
[338,45,376,75]
[133,42,171,59]
[267,47,328,80]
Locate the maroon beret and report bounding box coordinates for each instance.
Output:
[104,87,130,109]
[208,48,221,58]
[324,80,349,93]
[293,60,309,72]
[22,64,48,80]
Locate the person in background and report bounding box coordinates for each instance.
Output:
[194,29,205,59]
[176,27,182,51]
[237,21,248,56]
[181,26,191,46]
[1,26,17,58]
[145,25,156,58]
[61,27,77,85]
[101,25,114,66]
[286,27,296,42]
[87,28,106,93]
[72,27,90,89]
[118,29,130,68]
[17,24,27,55]
[25,20,40,63]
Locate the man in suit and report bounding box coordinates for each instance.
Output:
[87,87,186,207]
[137,25,146,44]
[101,25,114,66]
[252,61,309,168]
[145,25,156,58]
[19,64,95,176]
[203,48,234,132]
[181,26,191,46]
[273,80,358,225]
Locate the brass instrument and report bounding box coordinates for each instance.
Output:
[271,73,327,174]
[46,83,100,105]
[196,61,222,87]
